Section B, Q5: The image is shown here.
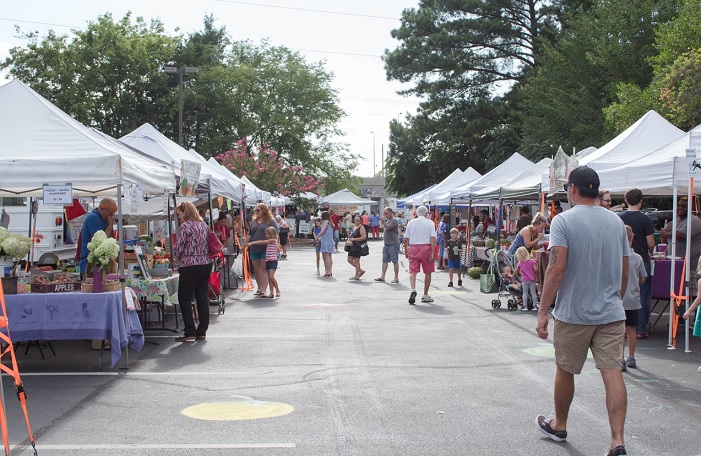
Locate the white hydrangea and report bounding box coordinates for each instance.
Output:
[87,231,119,271]
[0,230,32,259]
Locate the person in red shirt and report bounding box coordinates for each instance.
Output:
[480,209,494,237]
[330,209,341,251]
[213,212,231,250]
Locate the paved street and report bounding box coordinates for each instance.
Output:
[3,240,701,455]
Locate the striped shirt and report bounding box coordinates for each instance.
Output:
[266,242,279,262]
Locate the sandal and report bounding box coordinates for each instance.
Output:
[254,291,263,296]
[264,294,274,298]
[276,292,281,298]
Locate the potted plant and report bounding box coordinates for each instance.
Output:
[0,227,33,294]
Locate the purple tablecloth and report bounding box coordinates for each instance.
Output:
[2,291,144,367]
[651,258,685,299]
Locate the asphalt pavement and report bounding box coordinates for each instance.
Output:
[2,238,701,455]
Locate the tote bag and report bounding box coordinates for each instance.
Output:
[480,263,498,294]
[359,242,369,256]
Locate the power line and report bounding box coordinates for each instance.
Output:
[212,0,399,20]
[0,17,85,30]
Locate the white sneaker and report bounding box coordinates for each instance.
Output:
[421,295,434,303]
[315,271,320,276]
[698,366,701,373]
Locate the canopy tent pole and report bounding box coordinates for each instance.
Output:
[668,185,678,347]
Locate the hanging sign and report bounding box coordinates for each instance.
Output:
[687,148,699,177]
[42,184,73,204]
[178,160,201,197]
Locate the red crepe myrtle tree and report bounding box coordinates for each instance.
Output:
[216,138,323,197]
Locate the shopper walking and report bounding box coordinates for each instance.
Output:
[535,166,630,456]
[403,205,436,304]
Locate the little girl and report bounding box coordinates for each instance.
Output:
[247,226,281,298]
[514,246,539,311]
[682,256,701,373]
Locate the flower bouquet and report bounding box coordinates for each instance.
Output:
[87,231,119,275]
[0,227,33,277]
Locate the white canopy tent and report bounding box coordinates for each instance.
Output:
[397,184,437,208]
[0,80,176,197]
[439,152,535,204]
[581,110,685,172]
[320,188,376,206]
[595,125,701,196]
[121,123,244,202]
[206,158,263,205]
[418,167,482,206]
[471,158,553,201]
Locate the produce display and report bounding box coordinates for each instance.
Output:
[468,267,485,279]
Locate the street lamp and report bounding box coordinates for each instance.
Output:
[164,66,198,146]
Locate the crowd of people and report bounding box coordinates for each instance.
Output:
[163,168,701,456]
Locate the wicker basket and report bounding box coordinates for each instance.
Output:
[81,280,121,293]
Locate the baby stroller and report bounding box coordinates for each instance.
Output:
[209,251,225,315]
[486,248,522,311]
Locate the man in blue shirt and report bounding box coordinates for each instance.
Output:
[80,198,117,275]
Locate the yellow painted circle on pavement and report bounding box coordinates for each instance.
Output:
[181,397,294,421]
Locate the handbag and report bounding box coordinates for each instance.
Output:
[207,228,224,255]
[359,242,369,256]
[344,242,352,252]
[480,262,498,294]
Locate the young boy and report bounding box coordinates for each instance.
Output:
[445,228,463,287]
[622,224,647,370]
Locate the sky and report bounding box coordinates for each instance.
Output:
[0,0,422,178]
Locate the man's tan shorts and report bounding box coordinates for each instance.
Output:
[553,319,625,374]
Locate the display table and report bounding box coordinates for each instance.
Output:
[3,291,144,369]
[651,258,685,299]
[126,275,179,331]
[126,274,179,305]
[649,258,685,330]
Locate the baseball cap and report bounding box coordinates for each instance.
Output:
[564,166,600,192]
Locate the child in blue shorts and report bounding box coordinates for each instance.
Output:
[445,228,463,287]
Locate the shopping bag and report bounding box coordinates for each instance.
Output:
[231,254,244,278]
[480,263,498,294]
[208,229,223,255]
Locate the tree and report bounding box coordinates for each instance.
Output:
[2,13,178,138]
[605,0,701,131]
[216,138,322,197]
[383,0,559,191]
[2,13,359,192]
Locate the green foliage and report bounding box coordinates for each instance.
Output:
[521,0,680,152]
[2,13,176,138]
[1,13,359,193]
[606,0,701,131]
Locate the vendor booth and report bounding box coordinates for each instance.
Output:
[0,79,178,369]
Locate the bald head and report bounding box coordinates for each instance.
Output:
[99,198,117,212]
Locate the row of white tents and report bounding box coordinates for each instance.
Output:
[399,110,701,208]
[0,79,305,211]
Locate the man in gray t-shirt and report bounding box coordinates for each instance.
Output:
[534,166,630,456]
[374,207,400,283]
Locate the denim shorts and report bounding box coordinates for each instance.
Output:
[249,250,266,261]
[447,259,461,270]
[266,260,278,271]
[382,243,400,263]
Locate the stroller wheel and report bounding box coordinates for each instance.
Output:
[491,299,499,309]
[507,299,515,310]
